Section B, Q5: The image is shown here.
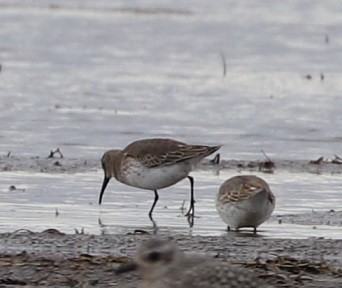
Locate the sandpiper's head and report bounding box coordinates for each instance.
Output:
[99,149,122,204]
[117,238,182,281]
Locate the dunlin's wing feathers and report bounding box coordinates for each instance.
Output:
[123,138,220,168]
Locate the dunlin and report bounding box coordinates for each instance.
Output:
[99,138,220,219]
[216,175,275,232]
[116,238,267,288]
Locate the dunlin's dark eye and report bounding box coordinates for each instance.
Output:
[146,251,161,262]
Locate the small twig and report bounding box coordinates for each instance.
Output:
[53,161,62,166]
[261,150,272,162]
[9,185,25,191]
[310,156,324,165]
[220,52,227,77]
[12,228,34,234]
[0,278,27,285]
[210,153,220,164]
[334,154,341,161]
[48,150,54,158]
[98,218,104,227]
[74,227,85,234]
[259,150,275,172]
[133,229,150,235]
[331,154,342,164]
[48,148,64,158]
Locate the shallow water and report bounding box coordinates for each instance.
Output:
[0,1,341,239]
[1,169,341,239]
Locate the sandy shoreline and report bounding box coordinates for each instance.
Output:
[0,224,341,287]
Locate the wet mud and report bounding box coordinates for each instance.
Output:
[0,228,341,287]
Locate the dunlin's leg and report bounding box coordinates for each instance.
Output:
[149,190,159,220]
[185,176,195,217]
[99,176,110,204]
[187,214,194,227]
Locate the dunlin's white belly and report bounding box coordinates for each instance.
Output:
[119,159,192,190]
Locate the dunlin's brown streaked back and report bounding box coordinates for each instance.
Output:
[116,238,268,287]
[216,175,275,233]
[99,138,220,221]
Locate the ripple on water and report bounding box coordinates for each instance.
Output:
[0,169,341,239]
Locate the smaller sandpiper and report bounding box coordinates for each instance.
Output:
[116,238,268,288]
[99,138,220,221]
[216,175,275,233]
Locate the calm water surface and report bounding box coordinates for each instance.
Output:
[0,169,341,239]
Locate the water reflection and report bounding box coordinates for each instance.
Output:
[0,169,341,239]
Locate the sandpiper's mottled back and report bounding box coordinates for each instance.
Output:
[216,175,275,232]
[116,238,268,288]
[99,138,220,220]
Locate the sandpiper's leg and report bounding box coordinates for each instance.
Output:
[185,176,195,217]
[187,214,194,228]
[253,227,257,234]
[149,190,159,219]
[99,176,110,204]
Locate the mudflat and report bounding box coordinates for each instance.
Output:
[0,220,341,287]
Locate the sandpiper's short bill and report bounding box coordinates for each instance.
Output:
[216,175,275,232]
[116,238,268,288]
[99,138,220,220]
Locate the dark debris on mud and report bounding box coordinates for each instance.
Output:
[0,230,341,287]
[1,152,342,175]
[1,153,99,174]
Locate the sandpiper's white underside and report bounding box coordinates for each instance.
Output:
[118,158,194,191]
[216,189,274,230]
